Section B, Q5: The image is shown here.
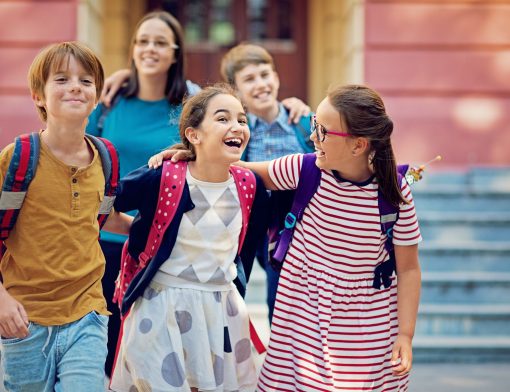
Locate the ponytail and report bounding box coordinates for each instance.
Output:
[370,125,408,207]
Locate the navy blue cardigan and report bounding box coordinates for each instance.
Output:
[114,165,269,316]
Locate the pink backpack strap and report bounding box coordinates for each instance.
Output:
[230,165,256,253]
[230,166,266,353]
[137,161,187,268]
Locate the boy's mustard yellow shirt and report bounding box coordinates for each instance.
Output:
[0,137,109,325]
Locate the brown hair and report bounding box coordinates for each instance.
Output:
[169,84,240,160]
[327,84,408,207]
[28,41,104,122]
[220,43,275,87]
[126,11,187,105]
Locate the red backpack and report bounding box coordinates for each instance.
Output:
[112,160,265,353]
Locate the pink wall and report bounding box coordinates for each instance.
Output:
[0,0,77,148]
[365,0,510,168]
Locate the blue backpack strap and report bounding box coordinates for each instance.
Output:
[272,153,321,263]
[373,164,408,289]
[85,134,120,229]
[291,112,314,153]
[0,132,39,240]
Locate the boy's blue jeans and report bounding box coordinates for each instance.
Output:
[0,311,108,392]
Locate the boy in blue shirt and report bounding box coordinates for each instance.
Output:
[220,44,314,320]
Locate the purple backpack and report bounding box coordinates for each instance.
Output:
[268,153,409,290]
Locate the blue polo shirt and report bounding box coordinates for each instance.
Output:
[245,102,308,162]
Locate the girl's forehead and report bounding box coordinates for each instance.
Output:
[137,18,174,37]
[316,98,340,121]
[206,94,244,113]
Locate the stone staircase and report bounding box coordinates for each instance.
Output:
[412,166,510,362]
[245,166,510,363]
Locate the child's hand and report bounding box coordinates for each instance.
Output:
[390,334,413,376]
[148,149,193,169]
[100,69,131,107]
[281,97,311,124]
[0,290,29,339]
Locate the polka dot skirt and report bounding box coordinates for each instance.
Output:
[110,282,257,391]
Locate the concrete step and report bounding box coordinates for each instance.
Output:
[420,272,510,304]
[469,167,510,191]
[414,167,510,193]
[418,212,510,242]
[416,304,510,336]
[413,336,510,362]
[420,242,510,272]
[413,188,510,213]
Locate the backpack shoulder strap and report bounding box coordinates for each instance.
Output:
[290,112,314,152]
[378,165,408,241]
[137,160,187,267]
[230,165,256,252]
[374,164,408,289]
[0,132,40,241]
[85,134,120,229]
[272,153,321,262]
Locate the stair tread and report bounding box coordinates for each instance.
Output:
[417,211,510,222]
[413,186,510,195]
[419,304,510,314]
[422,271,510,281]
[420,241,510,251]
[414,336,510,348]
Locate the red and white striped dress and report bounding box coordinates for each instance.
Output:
[258,154,422,392]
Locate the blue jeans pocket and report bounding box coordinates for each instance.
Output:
[88,311,109,331]
[0,322,34,345]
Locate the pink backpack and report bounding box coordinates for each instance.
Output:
[112,160,265,353]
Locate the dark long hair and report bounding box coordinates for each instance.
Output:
[169,84,238,161]
[125,11,187,105]
[328,84,408,207]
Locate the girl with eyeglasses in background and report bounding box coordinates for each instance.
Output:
[85,11,200,377]
[149,84,422,391]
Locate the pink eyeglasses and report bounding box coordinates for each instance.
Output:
[311,115,350,142]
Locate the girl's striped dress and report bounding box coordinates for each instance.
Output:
[258,154,421,392]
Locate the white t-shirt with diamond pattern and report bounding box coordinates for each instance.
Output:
[152,168,242,290]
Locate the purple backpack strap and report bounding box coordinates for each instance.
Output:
[373,164,408,289]
[137,160,187,267]
[272,153,321,263]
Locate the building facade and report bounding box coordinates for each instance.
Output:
[1,0,509,167]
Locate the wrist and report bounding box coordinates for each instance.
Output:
[397,332,414,341]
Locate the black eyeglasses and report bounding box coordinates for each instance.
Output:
[311,115,350,142]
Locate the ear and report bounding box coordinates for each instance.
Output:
[351,137,370,156]
[184,127,201,145]
[32,92,45,108]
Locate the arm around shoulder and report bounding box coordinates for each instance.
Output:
[235,160,277,190]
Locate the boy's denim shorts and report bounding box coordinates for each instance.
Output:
[0,311,108,392]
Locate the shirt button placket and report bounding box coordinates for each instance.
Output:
[71,167,79,213]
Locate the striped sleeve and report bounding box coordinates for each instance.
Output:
[392,177,422,245]
[268,153,303,191]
